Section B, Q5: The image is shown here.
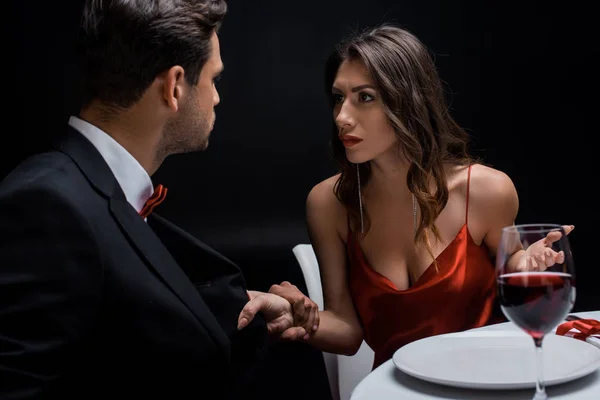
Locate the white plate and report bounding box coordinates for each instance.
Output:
[392,330,600,390]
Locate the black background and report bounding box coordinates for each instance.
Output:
[2,1,597,399]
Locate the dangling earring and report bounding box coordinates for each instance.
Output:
[357,163,364,234]
[412,193,417,237]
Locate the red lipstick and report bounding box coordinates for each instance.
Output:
[341,135,363,148]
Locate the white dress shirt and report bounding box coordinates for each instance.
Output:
[68,116,154,214]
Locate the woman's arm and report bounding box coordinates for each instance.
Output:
[470,165,574,271]
[269,177,364,355]
[467,165,519,264]
[303,178,364,355]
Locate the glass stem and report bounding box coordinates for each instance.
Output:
[533,336,547,400]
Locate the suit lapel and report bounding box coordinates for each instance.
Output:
[148,214,242,281]
[109,198,231,354]
[54,128,231,356]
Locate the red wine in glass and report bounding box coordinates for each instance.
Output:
[496,224,575,400]
[498,272,574,339]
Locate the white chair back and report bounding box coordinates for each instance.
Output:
[292,244,340,400]
[292,244,374,400]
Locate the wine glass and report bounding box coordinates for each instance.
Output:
[496,223,575,400]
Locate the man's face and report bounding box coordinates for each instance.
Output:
[164,32,223,153]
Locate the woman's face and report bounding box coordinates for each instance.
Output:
[332,58,397,164]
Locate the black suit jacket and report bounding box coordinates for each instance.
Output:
[0,127,268,399]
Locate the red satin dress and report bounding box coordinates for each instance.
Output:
[347,166,498,369]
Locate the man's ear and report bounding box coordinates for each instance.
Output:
[162,65,186,112]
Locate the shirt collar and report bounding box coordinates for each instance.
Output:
[68,115,154,213]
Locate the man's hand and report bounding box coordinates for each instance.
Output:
[268,281,319,339]
[237,291,307,340]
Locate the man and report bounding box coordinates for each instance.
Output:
[0,1,317,398]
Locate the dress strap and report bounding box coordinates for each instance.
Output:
[466,164,472,225]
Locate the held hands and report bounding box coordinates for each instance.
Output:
[268,281,320,341]
[513,225,574,272]
[237,290,309,340]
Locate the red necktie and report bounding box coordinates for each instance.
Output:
[139,184,168,219]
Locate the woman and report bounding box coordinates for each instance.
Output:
[242,24,572,369]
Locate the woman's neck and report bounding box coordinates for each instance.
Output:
[367,148,410,196]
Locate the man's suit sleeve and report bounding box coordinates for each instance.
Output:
[0,186,103,399]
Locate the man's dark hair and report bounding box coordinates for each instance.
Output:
[77,0,227,109]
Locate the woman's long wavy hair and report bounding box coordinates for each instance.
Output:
[326,24,476,269]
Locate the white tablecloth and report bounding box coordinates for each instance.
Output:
[350,310,600,400]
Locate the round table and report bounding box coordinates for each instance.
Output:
[350,310,600,400]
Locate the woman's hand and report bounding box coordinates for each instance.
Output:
[511,225,574,272]
[238,291,307,340]
[268,281,320,340]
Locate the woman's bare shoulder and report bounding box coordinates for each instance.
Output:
[463,163,518,225]
[307,174,341,207]
[446,163,518,242]
[306,174,348,236]
[469,163,517,200]
[447,163,515,199]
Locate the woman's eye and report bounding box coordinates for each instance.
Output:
[332,93,344,103]
[359,92,374,102]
